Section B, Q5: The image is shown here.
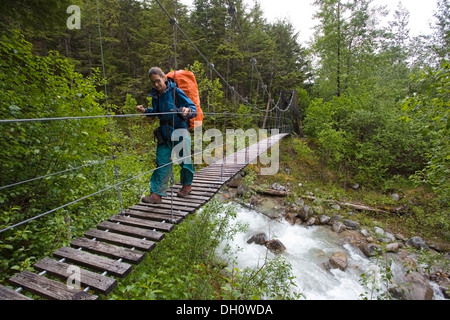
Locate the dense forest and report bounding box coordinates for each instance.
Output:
[0,0,448,299]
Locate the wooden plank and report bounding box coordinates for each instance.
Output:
[162,196,207,206]
[191,182,224,188]
[159,199,205,209]
[203,172,241,178]
[163,193,215,202]
[163,189,216,198]
[128,205,190,217]
[110,215,174,232]
[0,285,32,300]
[200,164,244,168]
[196,171,233,178]
[204,164,245,169]
[164,190,213,200]
[70,237,146,264]
[123,208,185,223]
[191,181,227,187]
[160,198,205,208]
[197,167,242,172]
[9,270,98,300]
[193,176,228,182]
[170,185,221,193]
[53,246,133,278]
[194,173,235,179]
[109,215,175,241]
[195,174,238,179]
[137,202,199,212]
[170,193,211,201]
[34,257,117,295]
[194,178,232,185]
[98,220,169,239]
[194,172,233,177]
[109,215,173,234]
[197,169,240,175]
[84,228,156,252]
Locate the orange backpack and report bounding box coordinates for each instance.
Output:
[166,70,203,129]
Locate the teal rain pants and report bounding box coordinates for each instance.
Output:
[150,132,194,197]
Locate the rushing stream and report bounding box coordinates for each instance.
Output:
[214,194,448,300]
[217,203,381,300]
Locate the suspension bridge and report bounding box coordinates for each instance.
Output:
[0,132,288,300]
[0,0,301,300]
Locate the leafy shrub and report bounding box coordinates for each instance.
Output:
[304,91,429,188]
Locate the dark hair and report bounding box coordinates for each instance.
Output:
[148,67,165,79]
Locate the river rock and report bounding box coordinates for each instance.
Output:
[295,197,305,206]
[407,236,429,250]
[298,204,312,221]
[374,226,386,237]
[330,252,348,271]
[285,212,300,225]
[329,215,342,225]
[266,239,286,254]
[360,228,371,238]
[360,243,383,257]
[342,219,360,230]
[305,217,316,226]
[332,221,346,234]
[390,272,434,300]
[247,233,268,245]
[318,215,331,225]
[395,233,407,241]
[237,184,246,197]
[330,204,341,211]
[338,230,369,248]
[271,182,286,191]
[386,242,401,253]
[390,193,400,201]
[319,260,332,271]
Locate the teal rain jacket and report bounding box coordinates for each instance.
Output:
[144,78,197,142]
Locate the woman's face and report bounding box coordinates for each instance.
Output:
[150,74,167,94]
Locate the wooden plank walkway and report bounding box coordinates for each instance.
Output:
[0,133,288,300]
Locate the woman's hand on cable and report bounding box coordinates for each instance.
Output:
[180,107,191,118]
[136,105,145,113]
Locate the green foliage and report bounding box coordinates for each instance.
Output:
[304,92,429,187]
[231,104,255,130]
[317,127,348,168]
[359,251,395,300]
[405,246,450,277]
[0,31,103,279]
[220,255,302,300]
[291,139,314,158]
[0,0,72,32]
[306,0,441,189]
[402,62,450,205]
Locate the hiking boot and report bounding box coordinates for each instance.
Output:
[177,185,192,198]
[142,193,162,204]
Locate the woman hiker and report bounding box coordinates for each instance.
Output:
[136,67,197,204]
